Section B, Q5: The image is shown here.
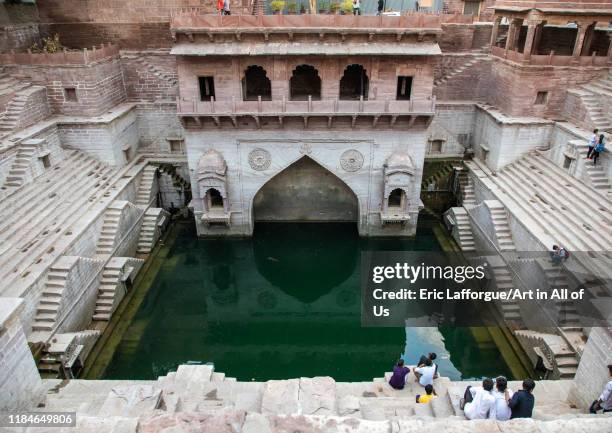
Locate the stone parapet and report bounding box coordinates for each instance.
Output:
[0,43,120,66]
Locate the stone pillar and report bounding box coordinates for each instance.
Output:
[582,23,596,56]
[572,23,588,59]
[490,16,502,48]
[522,21,539,61]
[511,19,523,52]
[532,22,545,56]
[504,19,516,55]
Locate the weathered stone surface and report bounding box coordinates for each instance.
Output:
[242,412,272,433]
[137,409,245,433]
[261,379,299,415]
[299,377,336,416]
[98,385,161,417]
[337,395,361,417]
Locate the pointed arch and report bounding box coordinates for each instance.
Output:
[242,65,272,101]
[251,156,359,224]
[289,65,321,100]
[339,64,369,100]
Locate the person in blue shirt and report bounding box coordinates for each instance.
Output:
[507,378,535,418]
[592,134,605,166]
[586,129,599,159]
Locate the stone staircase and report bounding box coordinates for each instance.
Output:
[92,264,123,321]
[573,141,611,190]
[539,261,582,329]
[457,170,476,206]
[135,166,158,207]
[577,70,612,131]
[31,262,72,332]
[137,208,169,254]
[2,141,37,188]
[0,68,31,109]
[452,207,475,251]
[513,330,579,379]
[135,56,177,86]
[0,89,29,134]
[0,151,119,293]
[35,365,612,433]
[487,201,516,251]
[434,54,491,87]
[489,260,521,323]
[468,152,612,253]
[95,206,122,257]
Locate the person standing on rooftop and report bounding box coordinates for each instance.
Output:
[223,0,231,15]
[353,0,361,15]
[377,0,384,15]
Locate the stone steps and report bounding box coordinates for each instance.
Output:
[2,144,38,188]
[0,152,119,290]
[487,201,516,251]
[95,208,122,256]
[453,209,475,251]
[491,153,612,252]
[93,265,124,321]
[135,166,157,207]
[31,265,70,332]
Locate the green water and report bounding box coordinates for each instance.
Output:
[102,219,515,382]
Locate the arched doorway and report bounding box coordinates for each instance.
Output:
[339,64,369,100]
[242,65,272,101]
[289,65,321,100]
[252,156,358,223]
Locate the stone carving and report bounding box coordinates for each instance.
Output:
[340,149,364,172]
[248,148,271,171]
[299,143,312,155]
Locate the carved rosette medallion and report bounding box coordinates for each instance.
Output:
[340,149,364,172]
[248,148,271,171]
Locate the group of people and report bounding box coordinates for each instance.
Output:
[217,0,231,15]
[461,378,535,420]
[586,129,606,166]
[388,354,535,420]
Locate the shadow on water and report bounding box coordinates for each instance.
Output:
[101,217,516,382]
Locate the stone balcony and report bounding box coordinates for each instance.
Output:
[170,13,473,44]
[0,43,119,66]
[491,45,612,66]
[177,97,436,129]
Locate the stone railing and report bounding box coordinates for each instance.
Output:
[491,45,611,66]
[178,96,436,115]
[171,12,474,31]
[0,43,119,66]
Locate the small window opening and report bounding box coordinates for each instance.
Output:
[199,76,215,101]
[207,188,224,209]
[463,1,480,16]
[40,155,51,169]
[430,140,443,154]
[535,91,548,105]
[169,140,183,154]
[123,148,131,163]
[563,156,572,169]
[396,76,413,100]
[388,188,404,208]
[64,87,78,102]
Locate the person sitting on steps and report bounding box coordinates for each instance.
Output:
[461,377,496,419]
[590,363,612,414]
[414,358,437,387]
[507,378,536,418]
[417,352,439,379]
[388,358,410,390]
[550,245,568,265]
[416,384,437,403]
[489,376,513,421]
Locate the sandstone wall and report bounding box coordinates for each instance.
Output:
[59,107,139,166]
[136,103,183,152]
[177,55,435,106]
[439,23,492,52]
[0,298,44,411]
[7,57,127,116]
[0,23,40,53]
[570,327,612,410]
[486,59,607,118]
[121,51,178,102]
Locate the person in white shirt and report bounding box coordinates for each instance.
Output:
[413,357,437,387]
[462,378,496,420]
[586,128,599,160]
[591,364,612,414]
[489,376,513,421]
